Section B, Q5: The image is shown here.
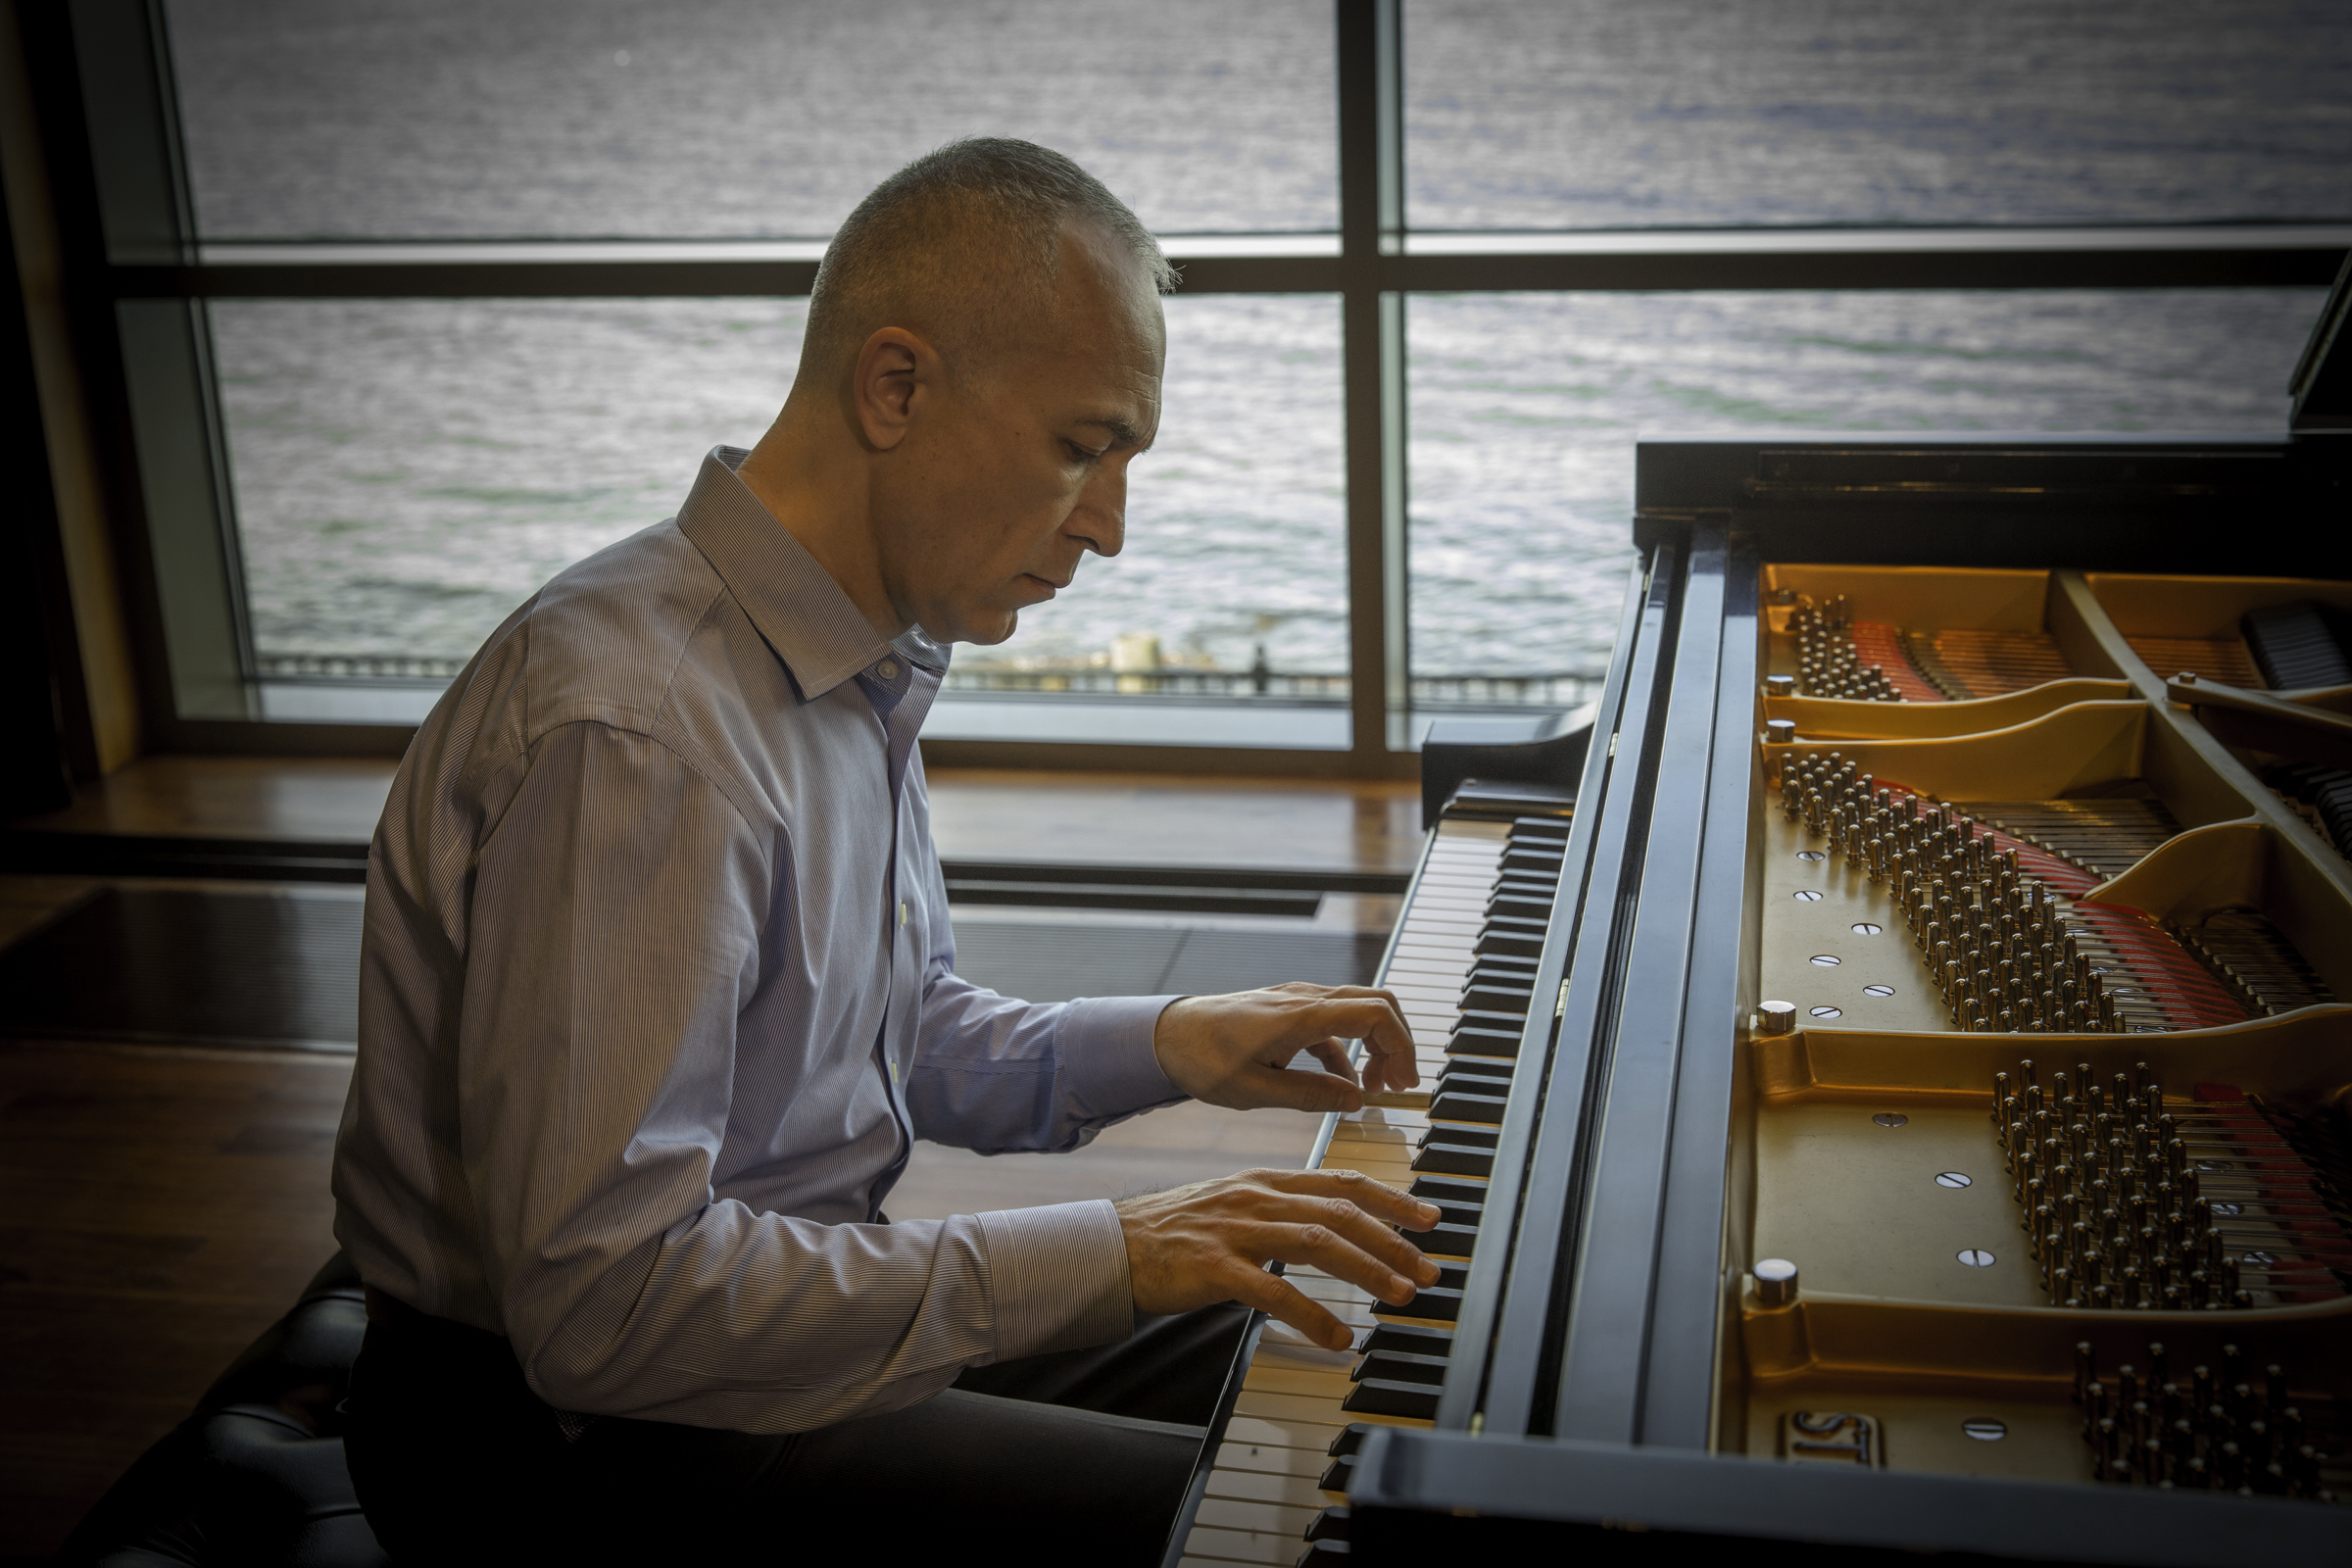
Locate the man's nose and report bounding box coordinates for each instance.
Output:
[1070,465,1126,559]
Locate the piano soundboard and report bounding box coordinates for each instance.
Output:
[1166,435,2352,1566]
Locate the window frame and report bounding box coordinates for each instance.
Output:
[26,0,2352,777]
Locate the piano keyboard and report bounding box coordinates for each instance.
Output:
[1176,808,1569,1567]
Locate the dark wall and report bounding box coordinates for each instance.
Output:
[1,183,78,819]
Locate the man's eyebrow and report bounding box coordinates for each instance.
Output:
[1074,416,1151,449]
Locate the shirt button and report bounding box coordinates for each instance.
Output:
[899,901,908,926]
[877,661,899,679]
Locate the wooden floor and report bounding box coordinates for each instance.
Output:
[0,759,1407,1558]
[0,1039,351,1560]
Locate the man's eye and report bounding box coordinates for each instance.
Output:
[1065,440,1102,464]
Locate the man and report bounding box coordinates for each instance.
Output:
[333,139,1440,1562]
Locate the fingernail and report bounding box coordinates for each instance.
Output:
[1417,1202,1442,1223]
[1418,1258,1442,1284]
[1389,1275,1418,1303]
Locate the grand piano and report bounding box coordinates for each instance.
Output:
[1167,264,2352,1565]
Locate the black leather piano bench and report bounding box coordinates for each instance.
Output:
[56,1251,388,1568]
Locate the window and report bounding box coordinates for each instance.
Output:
[212,297,808,718]
[40,0,2352,766]
[1405,286,2327,697]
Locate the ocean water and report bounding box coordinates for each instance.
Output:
[1408,0,2352,229]
[170,1,2349,691]
[164,0,1339,238]
[211,288,2326,682]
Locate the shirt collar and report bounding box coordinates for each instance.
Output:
[675,445,930,703]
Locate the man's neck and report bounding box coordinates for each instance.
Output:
[735,416,908,642]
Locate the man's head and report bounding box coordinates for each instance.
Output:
[750,138,1174,647]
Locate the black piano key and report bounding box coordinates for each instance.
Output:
[1460,965,1539,1003]
[1436,1058,1512,1089]
[1306,1506,1351,1543]
[1474,920,1547,958]
[1446,1027,1521,1061]
[1458,981,1533,1016]
[1408,1173,1487,1208]
[1409,1199,1484,1233]
[1411,1141,1494,1178]
[1401,1218,1480,1256]
[1451,1006,1527,1037]
[1418,1123,1498,1151]
[1485,898,1553,927]
[1500,846,1565,876]
[1328,1423,1374,1457]
[1410,1199,1482,1237]
[1362,1322,1453,1355]
[1341,1377,1441,1418]
[1393,1284,1464,1322]
[1318,1452,1356,1494]
[1349,1348,1448,1386]
[1509,814,1572,841]
[1297,1539,1350,1562]
[1427,1088,1507,1125]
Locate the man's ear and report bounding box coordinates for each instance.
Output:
[852,327,932,452]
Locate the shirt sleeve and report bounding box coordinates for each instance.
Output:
[902,842,1186,1155]
[459,721,1129,1433]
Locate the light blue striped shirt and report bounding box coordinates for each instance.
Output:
[333,446,1182,1434]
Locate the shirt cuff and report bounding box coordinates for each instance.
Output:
[1058,993,1183,1119]
[978,1200,1134,1360]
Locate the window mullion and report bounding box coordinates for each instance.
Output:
[1339,0,1409,768]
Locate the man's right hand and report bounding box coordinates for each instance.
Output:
[1113,1169,1443,1351]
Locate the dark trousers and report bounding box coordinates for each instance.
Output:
[344,1295,1248,1566]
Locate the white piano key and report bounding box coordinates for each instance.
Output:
[1220,1415,1345,1455]
[1210,1438,1336,1480]
[1232,1388,1362,1426]
[1180,1525,1302,1565]
[1194,1495,1323,1537]
[1243,1363,1358,1400]
[1204,1464,1339,1507]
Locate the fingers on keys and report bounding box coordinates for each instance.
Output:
[1226,1269,1355,1352]
[1255,1167,1442,1233]
[1246,1060,1365,1113]
[1313,991,1417,1090]
[1233,1215,1434,1305]
[1300,1037,1359,1085]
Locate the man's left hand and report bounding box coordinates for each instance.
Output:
[1152,982,1417,1113]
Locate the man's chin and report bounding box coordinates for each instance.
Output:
[927,609,1019,647]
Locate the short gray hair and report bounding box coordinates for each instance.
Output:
[804,138,1175,373]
